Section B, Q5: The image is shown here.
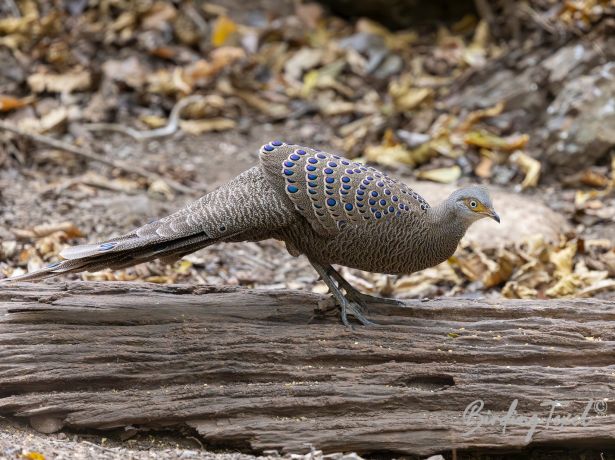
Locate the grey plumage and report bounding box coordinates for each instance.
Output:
[1,141,499,326]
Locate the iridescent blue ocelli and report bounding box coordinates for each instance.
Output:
[99,242,116,251]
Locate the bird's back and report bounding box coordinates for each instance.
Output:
[258,141,444,273]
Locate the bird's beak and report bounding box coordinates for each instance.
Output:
[488,209,500,223]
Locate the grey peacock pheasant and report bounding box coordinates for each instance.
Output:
[1,141,499,326]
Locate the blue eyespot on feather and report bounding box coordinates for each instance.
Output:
[263,144,274,152]
[272,140,283,146]
[327,198,336,206]
[99,242,116,251]
[287,185,298,193]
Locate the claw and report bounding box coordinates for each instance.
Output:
[310,261,382,327]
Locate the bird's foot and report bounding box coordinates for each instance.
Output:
[310,296,376,327]
[339,298,376,328]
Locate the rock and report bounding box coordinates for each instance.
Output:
[543,62,615,170]
[29,415,64,434]
[408,180,570,248]
[444,66,548,134]
[541,42,600,91]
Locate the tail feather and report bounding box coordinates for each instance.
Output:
[0,230,215,284]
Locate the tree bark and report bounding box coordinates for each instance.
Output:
[0,282,614,456]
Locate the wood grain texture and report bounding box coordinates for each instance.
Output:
[0,282,614,456]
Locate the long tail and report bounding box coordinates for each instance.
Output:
[0,166,297,284]
[0,219,215,283]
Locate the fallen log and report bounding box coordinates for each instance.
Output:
[0,282,614,456]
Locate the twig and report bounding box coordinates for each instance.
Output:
[80,440,120,454]
[81,95,204,141]
[0,121,197,195]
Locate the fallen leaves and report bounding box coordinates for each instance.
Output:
[417,166,462,183]
[464,130,529,152]
[510,151,541,189]
[211,16,239,47]
[27,69,92,94]
[0,95,34,112]
[13,222,83,240]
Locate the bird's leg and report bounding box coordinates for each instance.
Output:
[310,262,375,327]
[326,265,405,307]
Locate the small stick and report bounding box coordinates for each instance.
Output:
[0,121,197,195]
[82,95,204,141]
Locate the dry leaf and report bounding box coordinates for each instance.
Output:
[28,69,91,94]
[212,16,238,47]
[179,118,236,134]
[0,95,34,112]
[417,166,461,183]
[510,151,541,188]
[13,222,83,240]
[464,130,529,152]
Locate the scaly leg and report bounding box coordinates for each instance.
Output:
[310,261,376,327]
[327,265,405,307]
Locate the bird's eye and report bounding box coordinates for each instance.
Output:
[470,200,477,208]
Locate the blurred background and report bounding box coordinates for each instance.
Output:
[1,0,615,300]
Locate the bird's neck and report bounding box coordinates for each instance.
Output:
[423,202,469,262]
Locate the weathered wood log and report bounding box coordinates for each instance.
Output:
[1,282,614,456]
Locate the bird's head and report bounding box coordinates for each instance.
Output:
[446,185,500,225]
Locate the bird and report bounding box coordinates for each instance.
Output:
[1,141,499,326]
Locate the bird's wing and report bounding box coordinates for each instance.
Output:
[258,141,430,236]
